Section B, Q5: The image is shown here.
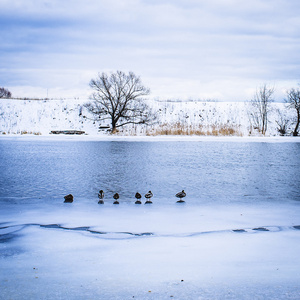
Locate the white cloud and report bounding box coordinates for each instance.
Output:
[1,0,300,101]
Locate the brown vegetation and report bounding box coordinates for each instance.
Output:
[145,123,242,136]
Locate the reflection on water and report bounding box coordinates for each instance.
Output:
[0,140,299,205]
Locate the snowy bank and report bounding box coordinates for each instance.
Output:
[0,98,297,137]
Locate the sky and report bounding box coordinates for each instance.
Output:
[1,0,300,101]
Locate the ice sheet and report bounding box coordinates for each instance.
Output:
[1,202,300,299]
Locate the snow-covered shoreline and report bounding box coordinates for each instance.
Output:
[1,134,300,143]
[1,98,297,137]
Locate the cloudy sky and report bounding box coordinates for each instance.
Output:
[1,0,300,101]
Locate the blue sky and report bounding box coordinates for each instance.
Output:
[1,0,300,100]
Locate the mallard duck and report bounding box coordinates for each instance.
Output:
[135,192,142,204]
[145,191,153,204]
[113,193,119,204]
[98,190,104,204]
[64,194,73,203]
[176,190,186,203]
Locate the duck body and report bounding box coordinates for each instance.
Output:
[98,190,104,204]
[64,194,73,203]
[113,193,120,204]
[135,192,142,204]
[176,190,186,203]
[145,191,153,204]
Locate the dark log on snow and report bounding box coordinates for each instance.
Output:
[50,130,85,135]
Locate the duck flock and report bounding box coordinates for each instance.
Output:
[64,190,186,204]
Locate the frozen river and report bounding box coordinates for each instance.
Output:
[1,137,300,299]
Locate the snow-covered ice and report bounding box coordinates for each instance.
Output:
[1,202,300,299]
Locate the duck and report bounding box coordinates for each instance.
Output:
[175,190,186,203]
[98,190,104,204]
[135,192,142,204]
[64,194,73,203]
[113,193,120,204]
[145,191,153,204]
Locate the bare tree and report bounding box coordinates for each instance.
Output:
[286,87,300,136]
[0,87,12,98]
[85,71,154,133]
[275,108,290,136]
[249,84,274,135]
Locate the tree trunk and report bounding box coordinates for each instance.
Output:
[293,110,300,136]
[111,118,117,134]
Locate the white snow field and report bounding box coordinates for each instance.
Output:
[0,98,296,136]
[1,201,300,299]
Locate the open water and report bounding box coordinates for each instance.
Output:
[0,139,299,206]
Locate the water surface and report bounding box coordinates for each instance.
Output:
[0,139,299,206]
